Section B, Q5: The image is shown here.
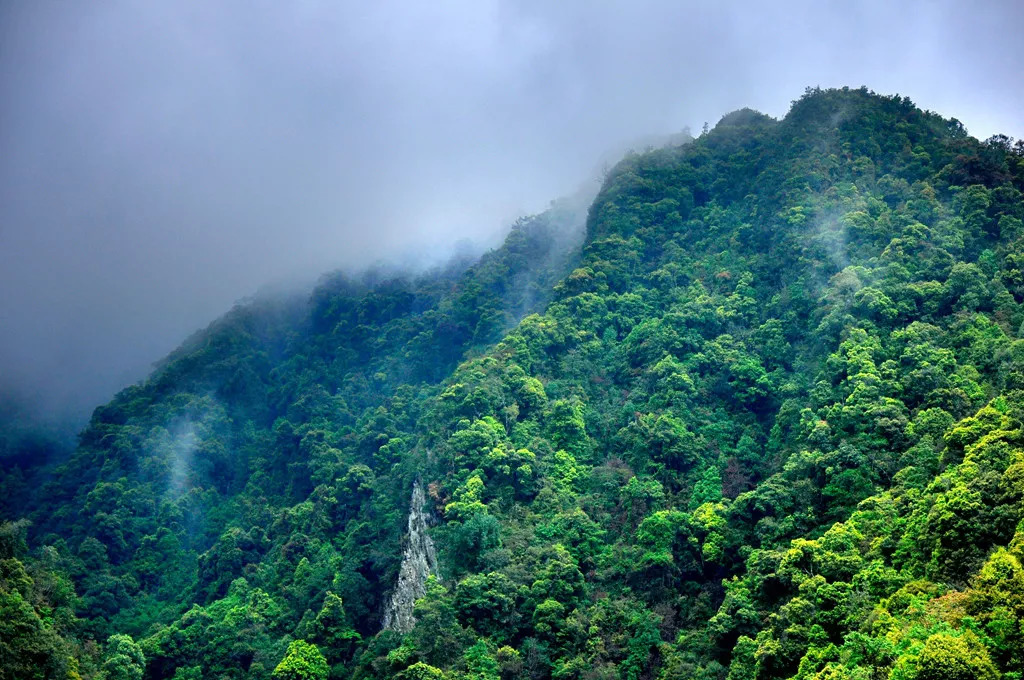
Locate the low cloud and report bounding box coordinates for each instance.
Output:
[1,0,1021,427]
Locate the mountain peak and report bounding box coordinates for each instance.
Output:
[4,87,1024,680]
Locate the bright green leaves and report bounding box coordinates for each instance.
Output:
[549,450,583,495]
[714,397,1024,680]
[461,640,501,680]
[445,475,488,523]
[102,634,146,680]
[446,418,505,473]
[545,399,589,461]
[396,662,447,680]
[892,631,1000,680]
[966,546,1024,672]
[272,640,328,680]
[531,598,566,641]
[529,544,586,607]
[636,510,686,571]
[634,504,728,580]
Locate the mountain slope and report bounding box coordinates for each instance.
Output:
[388,87,1024,680]
[2,199,587,678]
[4,87,1024,680]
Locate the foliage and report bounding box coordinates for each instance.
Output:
[3,87,1024,679]
[272,640,328,680]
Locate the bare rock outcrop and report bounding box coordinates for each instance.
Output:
[382,480,438,632]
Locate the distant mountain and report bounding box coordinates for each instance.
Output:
[3,86,1024,680]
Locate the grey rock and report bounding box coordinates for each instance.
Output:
[382,480,438,632]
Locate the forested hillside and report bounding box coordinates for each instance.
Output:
[3,87,1024,680]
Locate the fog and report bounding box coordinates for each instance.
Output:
[1,0,1022,428]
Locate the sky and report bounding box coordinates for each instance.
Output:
[1,0,1022,428]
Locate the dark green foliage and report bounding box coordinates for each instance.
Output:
[3,87,1024,679]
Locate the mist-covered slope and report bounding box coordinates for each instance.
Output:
[4,87,1024,680]
[0,199,587,678]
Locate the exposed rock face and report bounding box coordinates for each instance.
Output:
[382,480,438,632]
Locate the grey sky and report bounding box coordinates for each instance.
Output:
[1,0,1022,426]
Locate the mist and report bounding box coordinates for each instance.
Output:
[1,0,1022,428]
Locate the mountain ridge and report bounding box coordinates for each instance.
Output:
[3,86,1024,680]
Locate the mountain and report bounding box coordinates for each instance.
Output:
[3,86,1024,680]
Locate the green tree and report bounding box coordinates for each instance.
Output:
[312,592,361,663]
[272,640,329,680]
[102,634,145,680]
[904,632,999,680]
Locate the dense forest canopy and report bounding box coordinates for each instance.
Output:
[3,87,1024,680]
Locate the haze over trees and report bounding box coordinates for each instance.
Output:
[3,87,1024,679]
